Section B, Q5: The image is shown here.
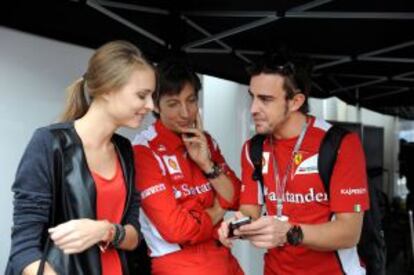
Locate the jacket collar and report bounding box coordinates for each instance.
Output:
[153,119,186,152]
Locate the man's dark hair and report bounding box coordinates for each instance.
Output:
[153,58,201,117]
[247,53,313,114]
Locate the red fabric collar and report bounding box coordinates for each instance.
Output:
[153,119,186,152]
[265,115,316,146]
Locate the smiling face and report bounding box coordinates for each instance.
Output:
[156,82,199,133]
[249,73,304,136]
[105,68,156,129]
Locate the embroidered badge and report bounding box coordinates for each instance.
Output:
[295,155,318,175]
[163,155,182,174]
[294,153,303,165]
[168,159,178,170]
[141,183,166,199]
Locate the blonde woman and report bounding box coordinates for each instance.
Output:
[6,41,156,275]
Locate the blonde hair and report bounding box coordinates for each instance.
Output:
[60,40,154,122]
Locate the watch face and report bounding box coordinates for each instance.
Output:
[287,225,303,246]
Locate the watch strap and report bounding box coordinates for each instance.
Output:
[286,224,303,246]
[203,162,222,179]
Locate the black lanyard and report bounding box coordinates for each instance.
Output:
[270,120,310,218]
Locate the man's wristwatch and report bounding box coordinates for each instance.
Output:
[286,225,304,246]
[203,162,222,179]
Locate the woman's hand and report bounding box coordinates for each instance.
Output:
[49,219,111,254]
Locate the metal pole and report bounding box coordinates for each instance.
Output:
[409,210,414,263]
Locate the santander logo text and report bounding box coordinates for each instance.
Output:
[267,188,328,203]
[180,182,212,197]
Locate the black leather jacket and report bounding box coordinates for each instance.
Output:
[6,123,140,275]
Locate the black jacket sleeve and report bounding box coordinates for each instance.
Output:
[7,128,54,275]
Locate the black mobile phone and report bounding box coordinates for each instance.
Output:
[182,122,196,138]
[183,132,196,138]
[228,216,252,238]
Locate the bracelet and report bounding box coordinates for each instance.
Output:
[111,224,126,248]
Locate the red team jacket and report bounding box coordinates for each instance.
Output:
[133,120,243,275]
[240,117,370,275]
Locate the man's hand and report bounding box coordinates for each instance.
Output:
[49,219,112,254]
[180,114,213,172]
[236,216,291,249]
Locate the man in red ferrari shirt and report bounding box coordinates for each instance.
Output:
[218,54,369,275]
[133,59,243,275]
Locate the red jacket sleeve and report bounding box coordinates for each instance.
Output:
[207,134,242,210]
[134,145,214,245]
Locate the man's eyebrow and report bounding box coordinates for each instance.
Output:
[165,98,179,103]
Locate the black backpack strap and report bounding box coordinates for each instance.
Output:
[249,134,267,201]
[318,125,350,199]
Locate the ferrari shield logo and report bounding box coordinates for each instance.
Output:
[163,155,182,175]
[294,153,303,165]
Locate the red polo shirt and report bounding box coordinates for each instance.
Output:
[240,116,369,275]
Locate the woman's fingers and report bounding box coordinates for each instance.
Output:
[48,219,105,254]
[49,221,76,241]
